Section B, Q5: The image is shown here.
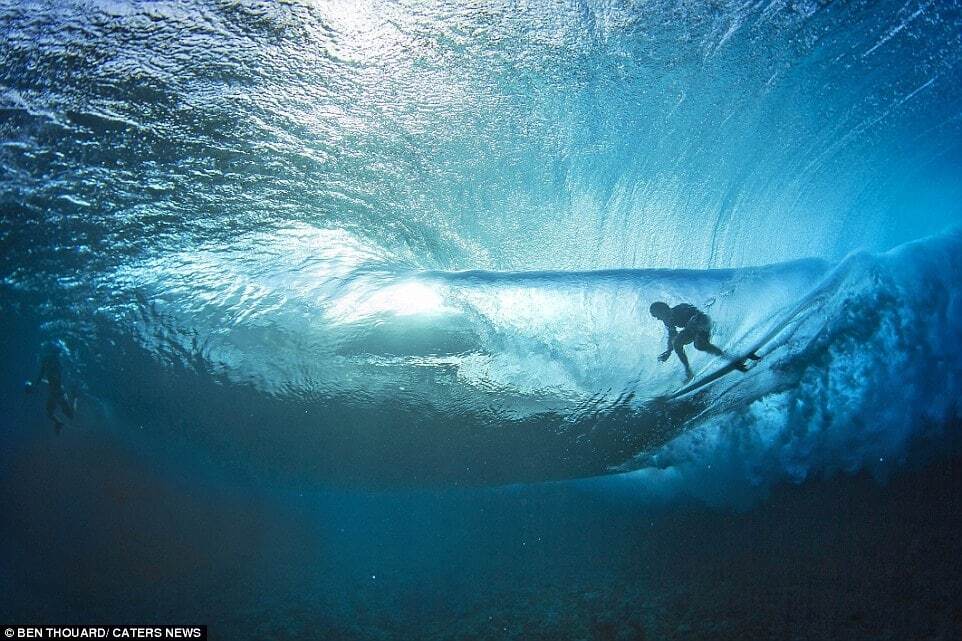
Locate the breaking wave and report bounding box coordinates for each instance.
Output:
[10,226,955,488]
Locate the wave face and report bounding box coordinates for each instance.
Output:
[3,0,962,277]
[2,1,962,489]
[5,225,962,487]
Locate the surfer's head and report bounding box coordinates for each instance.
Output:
[649,301,670,320]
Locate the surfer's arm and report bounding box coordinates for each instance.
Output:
[659,324,676,361]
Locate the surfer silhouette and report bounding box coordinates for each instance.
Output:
[649,301,759,382]
[24,341,75,433]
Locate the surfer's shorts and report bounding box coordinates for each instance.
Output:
[677,312,712,345]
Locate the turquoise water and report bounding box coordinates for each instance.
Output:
[2,1,962,639]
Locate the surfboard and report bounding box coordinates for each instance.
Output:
[661,352,760,400]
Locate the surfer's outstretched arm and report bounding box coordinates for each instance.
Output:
[658,323,676,361]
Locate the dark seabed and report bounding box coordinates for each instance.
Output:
[3,1,962,639]
[3,423,961,640]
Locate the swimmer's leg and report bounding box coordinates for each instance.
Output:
[59,395,74,419]
[46,394,64,433]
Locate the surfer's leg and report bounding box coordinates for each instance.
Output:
[733,351,761,371]
[673,331,694,380]
[688,313,723,356]
[693,333,724,357]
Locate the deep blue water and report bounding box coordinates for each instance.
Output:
[3,1,962,639]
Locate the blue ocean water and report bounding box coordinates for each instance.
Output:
[2,1,962,639]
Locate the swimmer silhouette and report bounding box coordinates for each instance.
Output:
[25,341,75,433]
